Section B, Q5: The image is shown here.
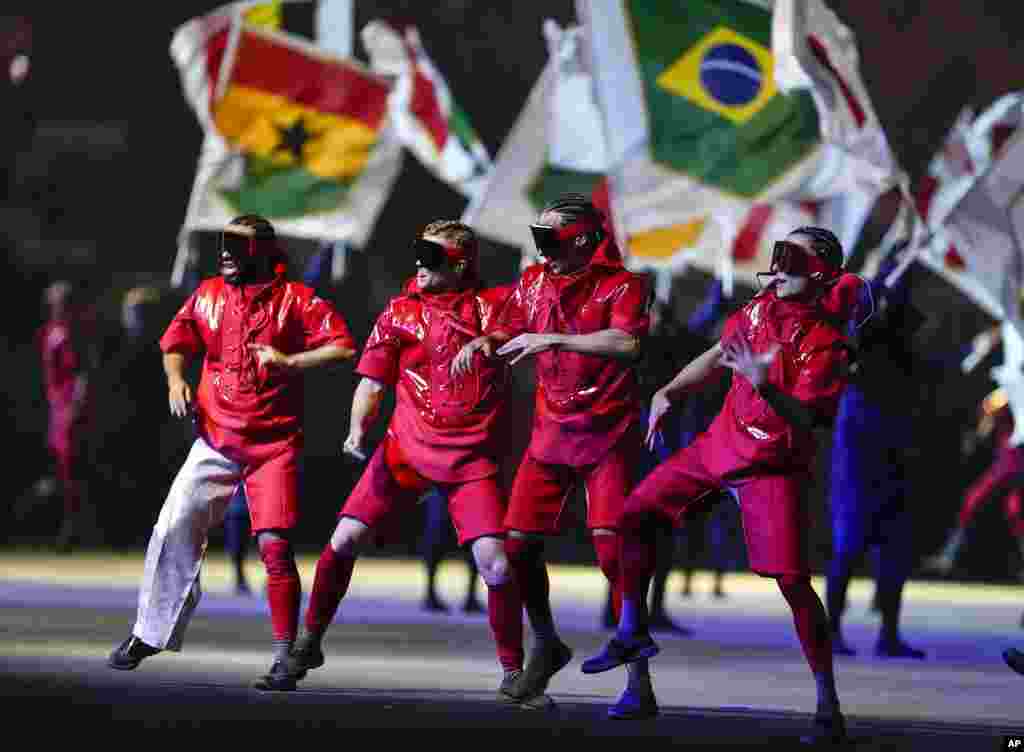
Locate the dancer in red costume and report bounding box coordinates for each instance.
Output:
[492,194,651,715]
[108,215,356,691]
[583,227,860,743]
[36,280,96,551]
[285,221,525,702]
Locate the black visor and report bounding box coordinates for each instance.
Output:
[413,238,448,270]
[529,224,564,257]
[220,232,252,258]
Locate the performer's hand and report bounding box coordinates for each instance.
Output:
[247,343,293,370]
[342,433,367,463]
[646,389,673,451]
[168,378,193,418]
[720,335,778,389]
[496,333,560,366]
[451,336,494,378]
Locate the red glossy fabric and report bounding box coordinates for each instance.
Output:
[355,283,515,483]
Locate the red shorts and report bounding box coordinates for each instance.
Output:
[340,435,506,546]
[504,428,639,535]
[229,433,303,533]
[625,438,810,577]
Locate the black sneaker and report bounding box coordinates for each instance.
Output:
[874,638,926,660]
[108,636,161,671]
[497,669,524,703]
[251,660,299,691]
[287,633,325,680]
[509,639,573,699]
[800,710,847,746]
[581,633,659,674]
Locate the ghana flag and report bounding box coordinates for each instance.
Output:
[211,26,391,218]
[171,2,402,273]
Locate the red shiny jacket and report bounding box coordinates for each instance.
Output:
[704,288,850,477]
[497,238,650,467]
[159,275,354,451]
[356,282,515,483]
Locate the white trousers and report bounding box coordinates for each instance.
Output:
[132,437,242,650]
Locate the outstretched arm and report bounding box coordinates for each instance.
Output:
[247,342,355,372]
[644,343,726,449]
[496,328,640,366]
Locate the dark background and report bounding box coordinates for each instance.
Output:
[3,2,1023,578]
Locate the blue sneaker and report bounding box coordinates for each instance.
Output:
[607,679,659,720]
[1004,648,1024,676]
[581,634,659,674]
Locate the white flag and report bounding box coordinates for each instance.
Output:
[463,21,609,265]
[362,21,492,201]
[915,93,1024,320]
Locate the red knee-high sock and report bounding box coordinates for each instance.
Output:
[593,534,622,621]
[56,453,81,516]
[620,530,657,603]
[487,578,524,673]
[778,577,833,675]
[259,539,301,643]
[504,535,557,640]
[305,545,356,635]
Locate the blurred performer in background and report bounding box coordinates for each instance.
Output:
[419,486,483,614]
[92,285,183,543]
[584,228,860,742]
[658,281,739,608]
[107,215,356,691]
[34,280,97,552]
[494,193,651,716]
[826,249,927,660]
[224,484,253,595]
[1,14,34,204]
[601,278,735,633]
[922,383,1024,583]
[285,221,524,701]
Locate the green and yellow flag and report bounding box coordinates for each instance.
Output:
[211,26,392,218]
[628,0,819,198]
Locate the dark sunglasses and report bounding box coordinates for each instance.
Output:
[413,238,449,271]
[530,220,601,259]
[769,240,833,278]
[220,231,253,258]
[529,224,565,258]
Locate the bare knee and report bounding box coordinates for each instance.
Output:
[329,517,372,558]
[472,536,510,587]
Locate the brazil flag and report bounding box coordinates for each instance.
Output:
[211,27,391,219]
[627,0,819,198]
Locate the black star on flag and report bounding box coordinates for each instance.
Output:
[274,117,315,161]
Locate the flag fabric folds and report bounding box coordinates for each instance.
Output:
[362,20,493,201]
[170,0,403,288]
[462,21,609,265]
[578,0,903,289]
[915,93,1024,322]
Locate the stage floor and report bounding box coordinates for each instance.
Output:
[1,549,1021,748]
